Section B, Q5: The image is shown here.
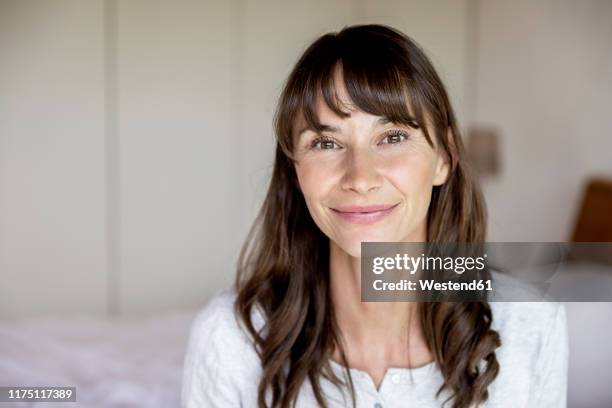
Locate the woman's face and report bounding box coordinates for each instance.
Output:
[293,79,450,258]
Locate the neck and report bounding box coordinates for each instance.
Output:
[329,240,421,362]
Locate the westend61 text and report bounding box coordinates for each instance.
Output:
[373,279,493,291]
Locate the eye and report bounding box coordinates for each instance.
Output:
[379,130,409,145]
[311,136,342,150]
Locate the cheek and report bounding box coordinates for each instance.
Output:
[385,152,437,195]
[295,161,334,209]
[295,163,339,241]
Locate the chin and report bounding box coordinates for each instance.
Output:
[336,234,390,258]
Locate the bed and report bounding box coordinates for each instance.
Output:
[0,308,198,408]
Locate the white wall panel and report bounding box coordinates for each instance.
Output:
[0,1,107,318]
[115,0,237,315]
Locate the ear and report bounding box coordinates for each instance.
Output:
[432,127,455,186]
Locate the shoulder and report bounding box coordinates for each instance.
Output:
[486,300,569,406]
[489,300,566,339]
[188,287,242,340]
[181,287,262,406]
[487,269,568,353]
[184,287,262,367]
[489,300,568,362]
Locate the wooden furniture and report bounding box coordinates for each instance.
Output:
[570,178,612,265]
[572,178,612,242]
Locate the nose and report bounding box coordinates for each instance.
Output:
[340,147,383,194]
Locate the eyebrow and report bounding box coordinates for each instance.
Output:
[296,117,393,139]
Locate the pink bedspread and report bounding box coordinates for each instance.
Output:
[0,309,199,408]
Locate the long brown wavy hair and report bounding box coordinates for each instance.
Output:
[234,24,501,408]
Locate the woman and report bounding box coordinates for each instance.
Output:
[182,24,568,408]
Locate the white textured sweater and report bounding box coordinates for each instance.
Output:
[181,288,568,407]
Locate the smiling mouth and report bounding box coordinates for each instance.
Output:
[330,203,400,224]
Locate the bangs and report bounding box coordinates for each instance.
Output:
[293,31,437,148]
[276,25,452,161]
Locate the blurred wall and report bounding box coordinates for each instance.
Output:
[0,0,469,318]
[474,0,612,241]
[3,0,610,319]
[0,1,109,318]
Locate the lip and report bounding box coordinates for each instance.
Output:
[330,203,400,225]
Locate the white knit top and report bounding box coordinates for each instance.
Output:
[181,288,568,407]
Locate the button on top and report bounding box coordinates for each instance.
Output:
[391,373,401,384]
[374,403,383,408]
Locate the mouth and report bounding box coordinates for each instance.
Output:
[329,203,400,225]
